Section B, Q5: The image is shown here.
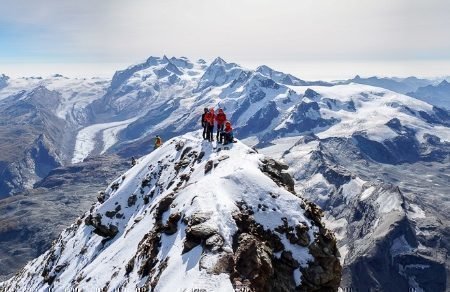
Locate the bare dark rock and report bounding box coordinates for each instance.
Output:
[136,231,161,277]
[141,177,150,188]
[233,233,273,291]
[155,195,174,221]
[174,158,190,172]
[197,151,205,162]
[300,227,341,291]
[97,191,105,203]
[163,212,181,235]
[204,160,213,174]
[180,146,193,160]
[125,256,135,275]
[127,194,137,207]
[105,211,116,218]
[105,205,121,219]
[295,223,310,247]
[85,213,119,238]
[260,158,295,193]
[179,174,190,181]
[110,182,120,191]
[304,201,324,227]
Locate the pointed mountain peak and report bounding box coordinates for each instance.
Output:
[438,79,450,86]
[256,64,272,71]
[162,55,171,63]
[211,56,227,66]
[256,65,274,75]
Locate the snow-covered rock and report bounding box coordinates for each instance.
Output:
[0,132,341,291]
[260,132,449,291]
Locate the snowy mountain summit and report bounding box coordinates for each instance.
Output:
[1,132,341,291]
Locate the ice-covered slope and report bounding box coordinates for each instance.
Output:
[1,132,341,291]
[0,75,108,124]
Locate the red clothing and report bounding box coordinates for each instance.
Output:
[215,112,227,125]
[224,124,233,133]
[204,112,215,125]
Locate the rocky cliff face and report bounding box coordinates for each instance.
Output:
[0,132,341,291]
[0,87,66,197]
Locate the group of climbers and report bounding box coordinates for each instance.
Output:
[201,107,234,145]
[150,107,233,152]
[131,107,234,167]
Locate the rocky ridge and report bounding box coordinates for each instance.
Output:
[1,132,341,291]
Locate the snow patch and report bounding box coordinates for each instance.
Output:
[341,177,365,203]
[360,186,376,200]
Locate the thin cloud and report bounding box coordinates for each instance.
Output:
[0,0,449,75]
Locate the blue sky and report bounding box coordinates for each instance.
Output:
[1,0,449,79]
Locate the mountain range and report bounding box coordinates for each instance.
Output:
[0,56,449,291]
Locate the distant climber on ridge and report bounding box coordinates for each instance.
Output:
[215,108,227,141]
[154,135,162,149]
[201,107,208,139]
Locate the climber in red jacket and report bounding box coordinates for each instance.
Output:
[204,108,215,142]
[220,121,234,145]
[215,108,227,141]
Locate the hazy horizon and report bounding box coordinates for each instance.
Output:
[2,58,450,81]
[1,0,449,81]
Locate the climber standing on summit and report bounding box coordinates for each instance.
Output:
[201,108,208,139]
[204,108,215,142]
[215,108,227,141]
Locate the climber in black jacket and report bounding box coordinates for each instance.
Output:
[201,107,208,139]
